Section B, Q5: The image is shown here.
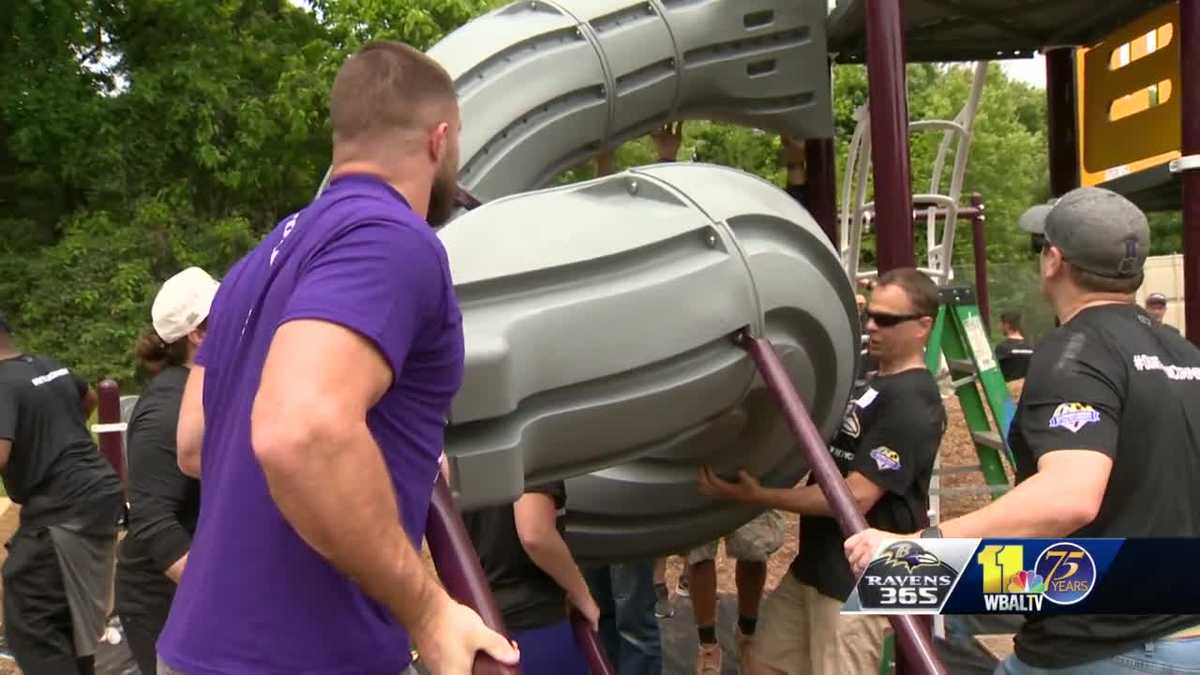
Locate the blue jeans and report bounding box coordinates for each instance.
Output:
[997,636,1200,674]
[585,562,662,675]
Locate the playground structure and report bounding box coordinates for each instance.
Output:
[92,2,1200,674]
[428,1,1200,673]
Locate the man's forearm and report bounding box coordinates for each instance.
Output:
[939,470,1092,538]
[523,534,591,603]
[258,422,447,628]
[751,484,835,517]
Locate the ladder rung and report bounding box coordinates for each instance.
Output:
[971,431,1005,451]
[933,464,983,476]
[930,484,1011,497]
[949,375,978,389]
[947,358,976,375]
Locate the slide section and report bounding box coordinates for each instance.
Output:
[440,163,857,561]
[428,0,834,202]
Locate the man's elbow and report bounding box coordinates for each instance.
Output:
[517,527,556,558]
[1058,497,1101,533]
[251,408,344,479]
[178,452,201,479]
[853,494,879,515]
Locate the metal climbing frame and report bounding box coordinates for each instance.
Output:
[840,61,989,286]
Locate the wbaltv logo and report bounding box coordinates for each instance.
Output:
[978,542,1096,612]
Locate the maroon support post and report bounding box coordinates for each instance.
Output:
[570,610,615,675]
[742,336,946,675]
[865,0,916,272]
[1182,0,1200,345]
[426,476,521,675]
[806,138,839,246]
[970,193,991,332]
[1045,49,1080,197]
[95,379,125,484]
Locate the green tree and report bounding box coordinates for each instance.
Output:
[1,0,487,385]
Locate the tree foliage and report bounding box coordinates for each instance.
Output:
[2,2,1180,383]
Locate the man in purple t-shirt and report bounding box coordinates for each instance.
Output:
[156,41,519,675]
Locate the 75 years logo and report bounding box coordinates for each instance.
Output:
[978,542,1096,611]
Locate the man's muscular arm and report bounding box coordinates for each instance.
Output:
[252,320,517,673]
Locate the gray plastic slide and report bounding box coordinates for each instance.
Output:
[440,163,857,562]
[427,0,833,202]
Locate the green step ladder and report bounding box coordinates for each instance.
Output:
[877,285,1016,675]
[926,285,1016,501]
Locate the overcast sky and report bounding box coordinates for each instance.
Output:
[999,54,1047,89]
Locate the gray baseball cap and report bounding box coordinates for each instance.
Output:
[1018,187,1149,279]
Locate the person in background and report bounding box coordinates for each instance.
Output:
[700,268,947,675]
[1144,292,1180,333]
[114,267,216,675]
[847,187,1200,673]
[0,313,123,675]
[684,511,784,674]
[653,557,673,619]
[780,134,808,206]
[463,479,599,675]
[994,310,1034,381]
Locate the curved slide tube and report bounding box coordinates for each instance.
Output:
[428,0,833,202]
[439,162,859,562]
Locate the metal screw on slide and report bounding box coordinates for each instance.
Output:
[739,335,947,675]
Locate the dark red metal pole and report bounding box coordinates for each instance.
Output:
[865,0,915,272]
[1182,0,1200,346]
[1045,49,1080,197]
[570,610,615,675]
[970,193,991,332]
[96,379,125,484]
[425,476,521,675]
[806,138,839,246]
[742,336,946,675]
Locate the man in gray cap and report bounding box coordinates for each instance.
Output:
[1143,292,1180,333]
[846,187,1200,673]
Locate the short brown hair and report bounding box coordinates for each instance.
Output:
[875,268,939,317]
[330,41,457,146]
[1067,265,1143,295]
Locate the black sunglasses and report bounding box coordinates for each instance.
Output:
[866,311,927,328]
[1031,233,1053,255]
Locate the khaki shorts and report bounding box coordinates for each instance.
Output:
[686,510,784,564]
[752,574,889,675]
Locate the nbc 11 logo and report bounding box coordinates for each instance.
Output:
[978,542,1096,612]
[857,542,959,609]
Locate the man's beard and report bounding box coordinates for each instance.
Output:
[427,163,458,229]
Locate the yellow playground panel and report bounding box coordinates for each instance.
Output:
[1076,1,1181,188]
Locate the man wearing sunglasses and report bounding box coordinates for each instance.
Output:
[698,268,946,675]
[847,187,1200,674]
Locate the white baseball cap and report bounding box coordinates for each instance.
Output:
[152,267,220,343]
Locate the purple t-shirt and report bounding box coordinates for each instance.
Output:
[157,175,464,674]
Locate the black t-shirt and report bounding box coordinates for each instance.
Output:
[0,354,121,528]
[1009,304,1200,667]
[116,366,200,619]
[790,368,946,601]
[994,337,1034,381]
[463,481,568,631]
